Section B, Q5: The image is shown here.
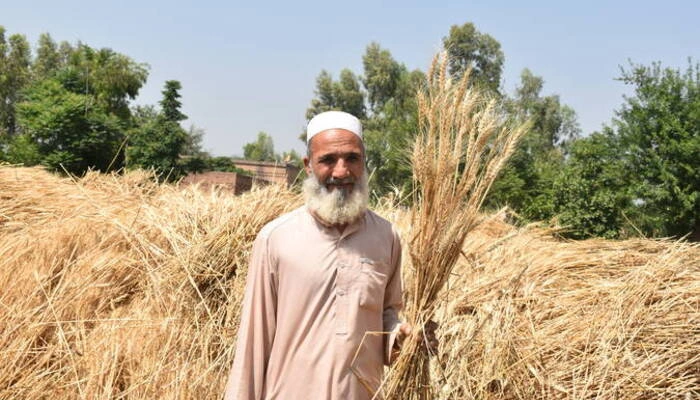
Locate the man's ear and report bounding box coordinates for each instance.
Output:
[303,156,311,175]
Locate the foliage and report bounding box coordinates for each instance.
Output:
[279,149,302,166]
[181,125,207,157]
[127,117,184,178]
[16,79,124,173]
[553,131,632,239]
[52,43,148,120]
[178,125,210,174]
[612,61,700,239]
[0,26,149,175]
[546,61,699,240]
[160,80,187,122]
[32,33,61,80]
[127,81,189,179]
[204,156,252,175]
[363,68,424,197]
[362,42,402,112]
[3,133,41,165]
[0,28,31,136]
[242,131,276,162]
[302,69,366,142]
[487,68,580,221]
[443,22,504,93]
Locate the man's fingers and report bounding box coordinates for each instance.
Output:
[429,339,438,350]
[396,323,411,342]
[396,322,439,355]
[425,320,438,334]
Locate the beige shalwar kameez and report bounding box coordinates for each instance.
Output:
[224,206,403,400]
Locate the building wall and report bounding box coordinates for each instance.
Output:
[181,161,301,195]
[232,160,301,187]
[180,171,252,195]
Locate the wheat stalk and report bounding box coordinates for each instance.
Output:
[383,53,528,400]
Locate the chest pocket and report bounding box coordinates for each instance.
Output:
[357,258,388,312]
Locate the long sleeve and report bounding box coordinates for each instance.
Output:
[224,233,278,400]
[382,229,403,365]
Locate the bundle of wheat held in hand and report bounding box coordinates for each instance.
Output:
[382,53,528,400]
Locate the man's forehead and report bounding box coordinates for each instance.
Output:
[309,129,364,154]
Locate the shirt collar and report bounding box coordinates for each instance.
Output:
[304,206,367,240]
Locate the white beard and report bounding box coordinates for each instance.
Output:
[303,169,369,226]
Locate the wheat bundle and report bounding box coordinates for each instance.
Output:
[383,54,528,399]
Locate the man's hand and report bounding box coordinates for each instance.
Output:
[394,320,439,357]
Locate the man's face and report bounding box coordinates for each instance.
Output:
[303,129,365,195]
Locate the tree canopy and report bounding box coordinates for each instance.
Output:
[1,30,148,175]
[443,22,505,93]
[243,131,276,162]
[3,24,697,241]
[613,61,699,238]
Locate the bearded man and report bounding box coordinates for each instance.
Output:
[224,111,429,400]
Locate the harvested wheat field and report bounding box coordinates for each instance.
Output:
[1,165,698,399]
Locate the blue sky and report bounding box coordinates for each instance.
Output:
[3,1,698,156]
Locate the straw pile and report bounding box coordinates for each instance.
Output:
[0,165,301,399]
[430,212,700,399]
[1,163,698,399]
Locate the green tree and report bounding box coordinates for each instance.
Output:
[53,43,148,120]
[363,67,425,197]
[512,69,580,149]
[552,131,632,239]
[182,125,207,157]
[488,69,580,220]
[303,68,366,141]
[160,80,187,122]
[611,61,700,239]
[15,79,123,173]
[0,29,150,172]
[243,131,276,161]
[127,81,188,178]
[33,33,60,79]
[362,42,402,114]
[0,28,31,137]
[4,133,41,165]
[178,125,209,174]
[443,22,504,93]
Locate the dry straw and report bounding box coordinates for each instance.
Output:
[382,53,528,399]
[0,166,301,399]
[432,213,700,399]
[1,164,698,399]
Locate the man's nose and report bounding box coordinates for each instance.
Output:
[332,159,350,178]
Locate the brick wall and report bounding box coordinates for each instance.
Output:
[181,161,301,195]
[180,171,253,195]
[232,160,301,186]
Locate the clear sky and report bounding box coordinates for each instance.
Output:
[3,1,698,156]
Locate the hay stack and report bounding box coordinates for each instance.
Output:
[1,164,698,399]
[0,166,301,399]
[432,213,700,399]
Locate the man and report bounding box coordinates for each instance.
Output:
[224,111,429,400]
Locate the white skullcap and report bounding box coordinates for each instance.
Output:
[306,111,362,143]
